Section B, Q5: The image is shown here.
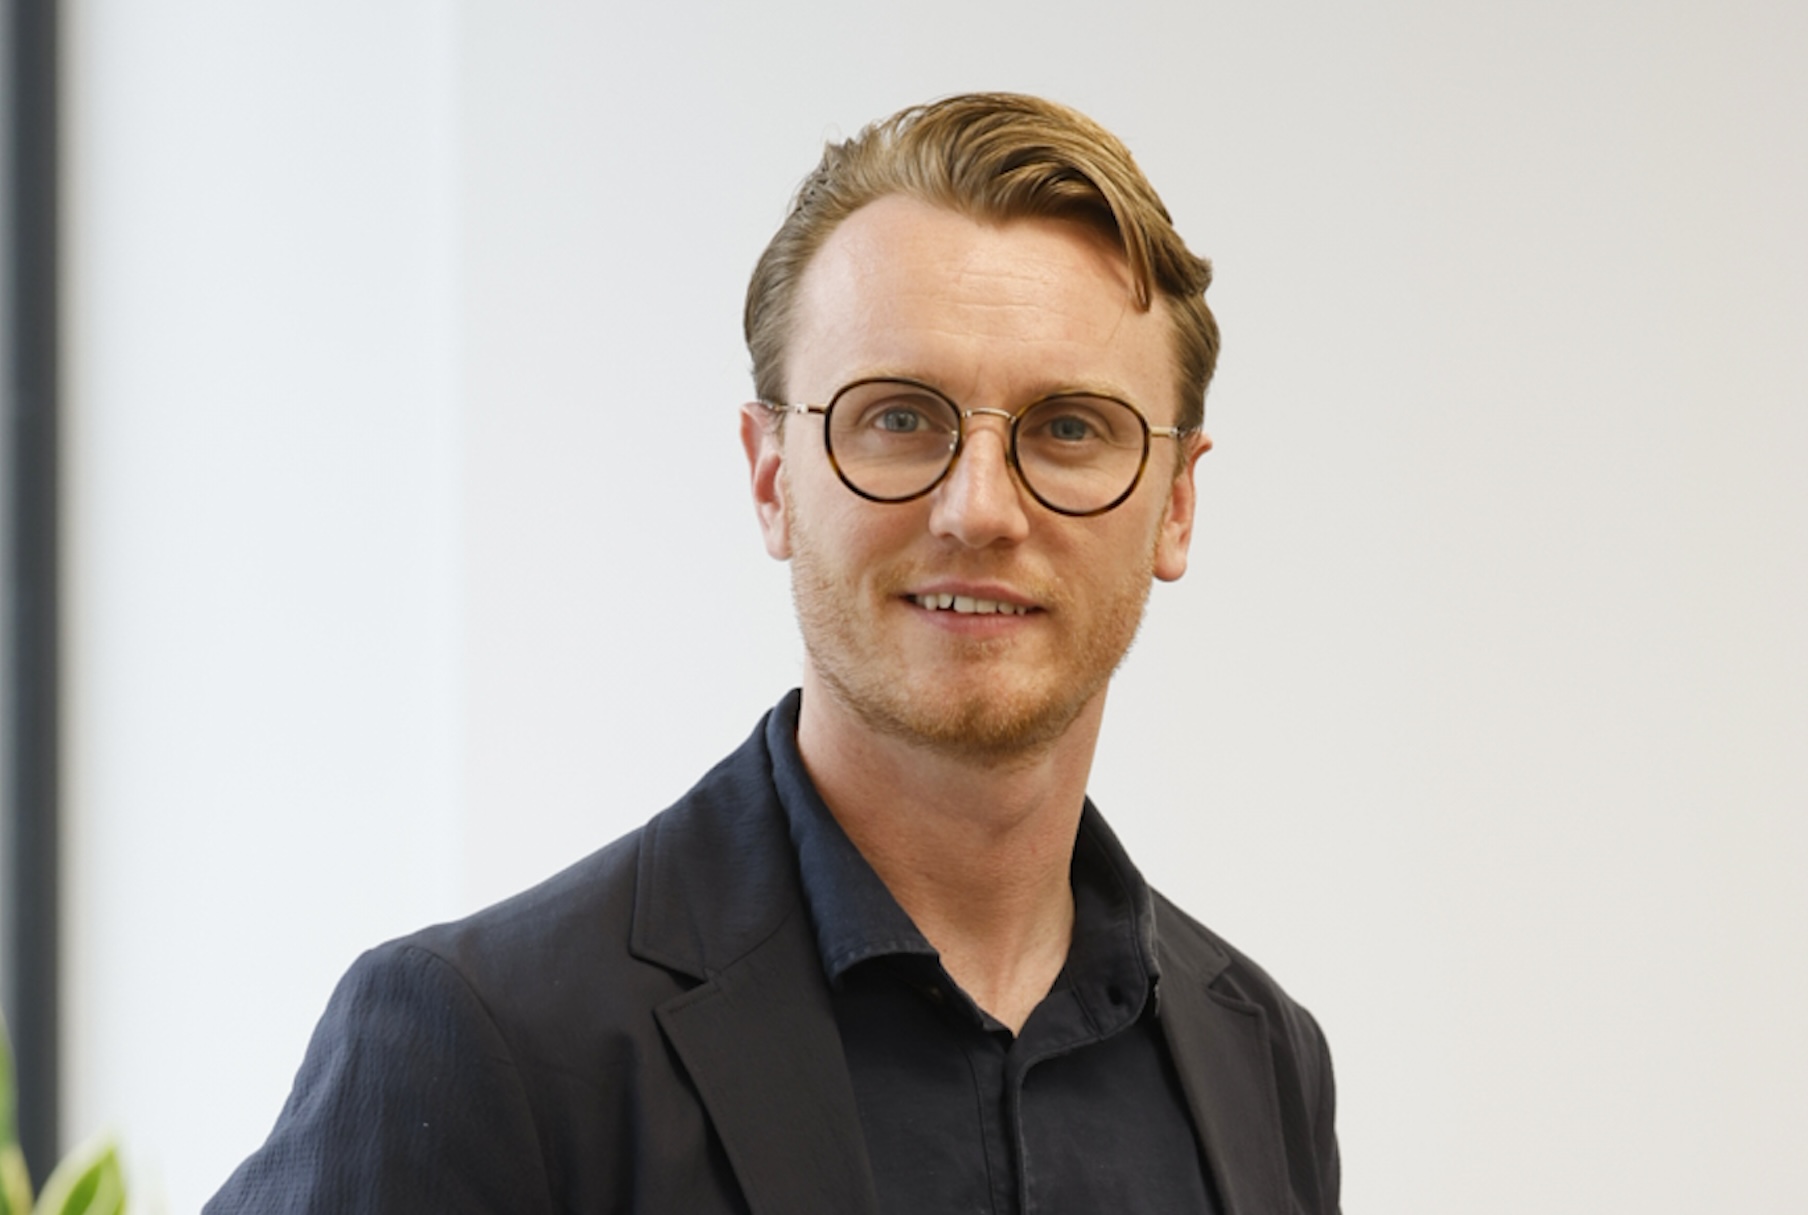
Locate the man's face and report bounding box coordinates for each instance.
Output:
[742,194,1208,759]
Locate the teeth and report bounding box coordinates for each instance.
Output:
[913,593,1029,616]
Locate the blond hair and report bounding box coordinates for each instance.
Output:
[744,93,1219,432]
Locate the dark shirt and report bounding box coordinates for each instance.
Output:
[768,698,1222,1215]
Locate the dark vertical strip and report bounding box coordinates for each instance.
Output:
[4,0,59,1187]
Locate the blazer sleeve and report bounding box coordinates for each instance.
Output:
[205,942,556,1215]
[1293,1002,1340,1214]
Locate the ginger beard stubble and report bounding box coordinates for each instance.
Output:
[781,468,1166,763]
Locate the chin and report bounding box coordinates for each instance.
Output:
[817,660,1101,763]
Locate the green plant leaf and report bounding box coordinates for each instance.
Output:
[0,1013,32,1215]
[29,1137,124,1215]
[0,1144,31,1215]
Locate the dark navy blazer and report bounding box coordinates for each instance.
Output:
[207,705,1340,1214]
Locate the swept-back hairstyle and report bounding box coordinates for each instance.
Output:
[744,93,1220,433]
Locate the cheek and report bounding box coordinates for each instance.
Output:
[799,507,936,605]
[783,435,855,514]
[1076,512,1165,599]
[786,481,885,572]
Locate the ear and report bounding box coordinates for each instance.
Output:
[1153,430,1211,583]
[741,402,792,560]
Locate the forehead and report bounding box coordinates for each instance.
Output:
[789,195,1176,414]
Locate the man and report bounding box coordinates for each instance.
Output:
[209,93,1340,1214]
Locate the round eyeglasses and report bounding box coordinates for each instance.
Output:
[762,378,1195,517]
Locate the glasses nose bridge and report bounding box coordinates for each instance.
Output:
[950,405,1021,476]
[960,405,1017,427]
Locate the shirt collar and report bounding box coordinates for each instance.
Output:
[765,689,1163,1009]
[767,691,934,979]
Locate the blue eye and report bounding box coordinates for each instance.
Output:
[877,407,925,433]
[1044,414,1095,442]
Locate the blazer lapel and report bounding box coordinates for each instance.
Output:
[1159,957,1292,1215]
[655,907,881,1215]
[628,719,882,1215]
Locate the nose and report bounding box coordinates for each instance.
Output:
[927,413,1030,548]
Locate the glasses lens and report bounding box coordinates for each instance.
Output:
[1014,395,1150,514]
[826,381,960,501]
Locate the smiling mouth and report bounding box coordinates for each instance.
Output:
[908,593,1035,616]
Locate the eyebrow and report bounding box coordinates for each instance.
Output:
[834,371,1144,406]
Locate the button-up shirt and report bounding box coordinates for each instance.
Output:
[768,697,1222,1214]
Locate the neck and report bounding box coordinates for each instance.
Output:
[795,669,1106,1031]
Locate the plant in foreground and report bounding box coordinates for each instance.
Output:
[0,1014,125,1215]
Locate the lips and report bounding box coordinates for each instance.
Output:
[908,592,1035,616]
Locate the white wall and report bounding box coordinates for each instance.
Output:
[60,2,1805,1212]
[63,3,462,1206]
